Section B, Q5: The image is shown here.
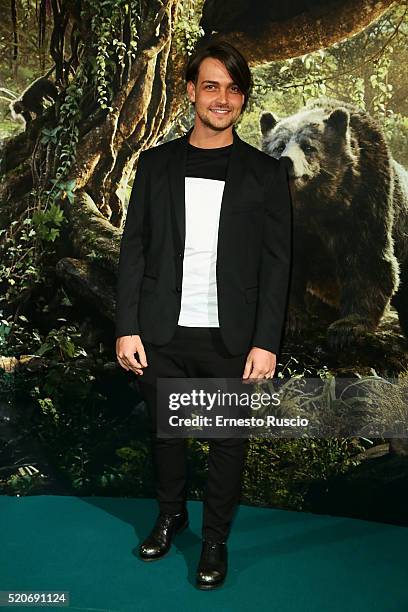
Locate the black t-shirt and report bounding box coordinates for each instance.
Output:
[186,141,232,181]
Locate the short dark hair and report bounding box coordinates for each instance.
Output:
[185,42,253,113]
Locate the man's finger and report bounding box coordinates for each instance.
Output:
[131,354,147,375]
[248,368,267,381]
[117,355,143,374]
[116,356,129,371]
[123,360,143,375]
[242,357,253,379]
[123,354,145,370]
[136,345,148,367]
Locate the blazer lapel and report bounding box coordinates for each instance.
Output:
[168,125,248,254]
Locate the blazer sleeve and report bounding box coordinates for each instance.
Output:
[115,150,149,338]
[251,157,293,355]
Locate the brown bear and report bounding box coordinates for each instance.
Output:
[259,96,408,349]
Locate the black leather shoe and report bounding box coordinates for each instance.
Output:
[196,540,228,589]
[139,509,189,561]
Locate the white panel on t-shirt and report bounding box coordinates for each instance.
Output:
[177,176,224,327]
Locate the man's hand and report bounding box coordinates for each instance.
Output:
[242,347,276,381]
[116,335,148,375]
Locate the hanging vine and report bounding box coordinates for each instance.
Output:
[0,0,146,332]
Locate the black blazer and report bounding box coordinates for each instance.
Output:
[115,125,292,356]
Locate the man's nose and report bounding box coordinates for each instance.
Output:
[216,89,228,104]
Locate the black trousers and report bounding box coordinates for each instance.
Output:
[137,325,249,542]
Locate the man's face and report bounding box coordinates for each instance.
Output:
[187,57,245,132]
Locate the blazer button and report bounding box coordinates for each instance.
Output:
[176,286,181,292]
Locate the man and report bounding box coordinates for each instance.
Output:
[115,41,292,590]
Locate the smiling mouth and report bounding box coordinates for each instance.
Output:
[210,109,230,114]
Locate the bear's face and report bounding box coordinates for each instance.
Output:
[260,106,354,204]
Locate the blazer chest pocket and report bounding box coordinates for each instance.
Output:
[245,286,258,303]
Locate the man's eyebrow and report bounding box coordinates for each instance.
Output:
[201,79,237,86]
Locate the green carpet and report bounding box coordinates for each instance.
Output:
[0,495,407,611]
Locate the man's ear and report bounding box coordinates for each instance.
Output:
[187,80,195,104]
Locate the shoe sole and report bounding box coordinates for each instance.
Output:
[196,579,225,590]
[138,520,189,562]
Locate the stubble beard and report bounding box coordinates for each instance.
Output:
[195,105,239,132]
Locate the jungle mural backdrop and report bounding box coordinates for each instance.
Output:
[0,0,407,524]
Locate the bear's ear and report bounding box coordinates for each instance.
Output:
[325,108,349,137]
[260,111,277,136]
